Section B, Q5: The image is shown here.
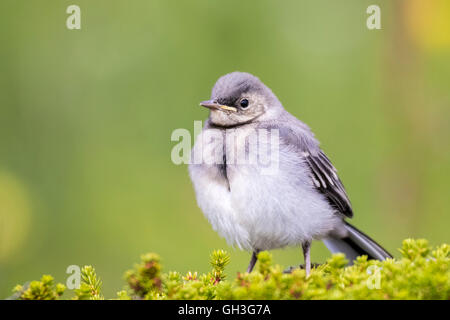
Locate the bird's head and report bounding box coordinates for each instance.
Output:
[200,72,282,127]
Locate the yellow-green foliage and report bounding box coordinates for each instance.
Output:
[9,239,450,300]
[11,275,65,300]
[73,266,103,300]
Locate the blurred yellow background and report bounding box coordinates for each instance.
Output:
[0,0,449,297]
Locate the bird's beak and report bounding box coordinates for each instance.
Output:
[199,100,237,112]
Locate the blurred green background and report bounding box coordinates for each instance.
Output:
[0,0,449,298]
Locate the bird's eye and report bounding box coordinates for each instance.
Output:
[240,99,249,108]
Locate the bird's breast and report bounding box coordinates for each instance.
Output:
[189,125,340,251]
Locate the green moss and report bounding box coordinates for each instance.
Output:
[8,239,450,300]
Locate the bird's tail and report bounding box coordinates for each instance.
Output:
[323,222,392,264]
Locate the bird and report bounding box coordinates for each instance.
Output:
[188,72,392,276]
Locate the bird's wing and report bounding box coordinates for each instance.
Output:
[276,123,354,218]
[301,149,353,218]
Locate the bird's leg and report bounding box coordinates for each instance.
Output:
[302,241,311,277]
[246,250,260,273]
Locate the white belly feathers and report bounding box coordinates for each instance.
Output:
[188,125,340,251]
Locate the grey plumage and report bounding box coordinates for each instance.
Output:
[323,222,392,263]
[189,72,391,275]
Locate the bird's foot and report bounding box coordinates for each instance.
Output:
[283,263,322,274]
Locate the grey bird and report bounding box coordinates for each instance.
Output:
[189,72,392,276]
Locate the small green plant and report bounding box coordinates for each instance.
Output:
[73,266,103,300]
[124,253,162,299]
[8,239,450,300]
[11,275,65,300]
[210,249,231,283]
